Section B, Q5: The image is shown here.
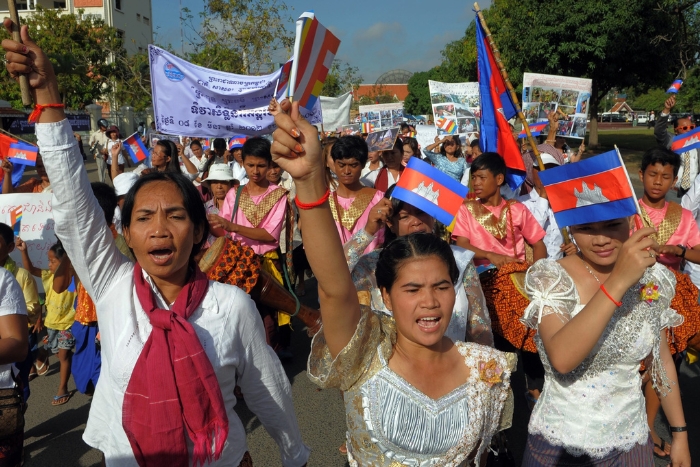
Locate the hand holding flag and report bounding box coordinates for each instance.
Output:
[667,79,683,93]
[123,132,149,164]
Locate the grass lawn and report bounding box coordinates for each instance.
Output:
[583,128,659,172]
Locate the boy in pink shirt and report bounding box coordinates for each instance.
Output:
[452,152,546,268]
[329,136,385,253]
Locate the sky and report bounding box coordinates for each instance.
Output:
[151,0,489,83]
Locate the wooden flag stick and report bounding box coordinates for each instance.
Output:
[473,3,542,170]
[0,127,34,146]
[7,0,32,107]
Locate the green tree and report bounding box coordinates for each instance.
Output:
[321,60,362,97]
[112,51,153,111]
[183,0,293,74]
[629,88,671,113]
[0,7,121,109]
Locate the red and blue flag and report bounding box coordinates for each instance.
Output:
[671,126,700,154]
[538,149,637,228]
[518,122,548,138]
[228,135,247,150]
[392,157,469,226]
[475,18,525,190]
[123,132,149,164]
[667,80,683,93]
[0,134,25,192]
[7,142,38,166]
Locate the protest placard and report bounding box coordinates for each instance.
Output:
[358,103,404,130]
[521,73,592,139]
[148,45,322,138]
[320,92,352,130]
[1,193,56,292]
[366,128,399,152]
[428,81,480,138]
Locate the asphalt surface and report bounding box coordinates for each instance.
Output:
[20,159,700,466]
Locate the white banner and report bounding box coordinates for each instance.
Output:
[358,102,404,129]
[1,193,56,292]
[428,80,480,138]
[320,92,353,130]
[148,45,322,137]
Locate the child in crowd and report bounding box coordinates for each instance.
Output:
[367,139,404,191]
[0,223,40,402]
[1,155,51,194]
[327,136,385,253]
[18,239,77,406]
[423,135,468,182]
[208,138,291,354]
[359,150,382,187]
[453,152,547,267]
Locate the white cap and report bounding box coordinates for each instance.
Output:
[204,164,234,183]
[113,172,139,196]
[534,152,561,167]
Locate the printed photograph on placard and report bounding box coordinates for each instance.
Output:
[522,73,592,139]
[358,103,405,129]
[366,127,399,152]
[428,81,480,138]
[341,124,360,135]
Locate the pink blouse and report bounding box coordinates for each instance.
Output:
[335,190,385,254]
[639,199,700,270]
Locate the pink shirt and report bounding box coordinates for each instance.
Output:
[452,199,546,267]
[335,190,385,254]
[219,184,287,255]
[639,200,700,270]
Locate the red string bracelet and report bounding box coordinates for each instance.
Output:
[28,103,65,123]
[295,187,330,210]
[600,284,622,307]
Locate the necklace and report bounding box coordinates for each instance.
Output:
[578,254,602,284]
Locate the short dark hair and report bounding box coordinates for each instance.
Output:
[641,147,681,176]
[212,138,227,151]
[91,182,118,226]
[470,139,480,148]
[189,140,202,149]
[376,233,458,292]
[400,123,410,131]
[331,135,368,166]
[50,240,66,260]
[471,152,506,180]
[0,223,13,246]
[121,172,209,260]
[402,136,419,155]
[241,137,272,163]
[673,115,692,129]
[440,135,463,157]
[155,140,181,173]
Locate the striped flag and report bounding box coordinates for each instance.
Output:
[7,142,38,166]
[538,149,637,228]
[123,132,149,164]
[392,157,469,226]
[518,122,548,138]
[9,206,22,236]
[667,79,683,93]
[360,122,374,133]
[437,117,457,134]
[671,126,700,154]
[290,11,341,110]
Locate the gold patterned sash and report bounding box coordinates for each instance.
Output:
[237,186,288,227]
[329,189,376,232]
[464,199,516,240]
[639,201,682,246]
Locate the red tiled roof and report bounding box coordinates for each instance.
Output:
[354,84,409,101]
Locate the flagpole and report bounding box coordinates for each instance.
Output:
[473,3,543,170]
[0,127,34,146]
[615,144,644,229]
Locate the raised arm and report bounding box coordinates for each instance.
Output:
[110,143,124,179]
[2,21,130,302]
[270,99,360,358]
[15,238,41,277]
[1,159,13,194]
[654,96,674,149]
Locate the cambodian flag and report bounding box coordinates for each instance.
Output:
[392,157,469,226]
[476,19,525,190]
[7,142,38,166]
[0,134,25,192]
[518,122,548,138]
[671,126,700,154]
[9,206,22,236]
[228,135,247,150]
[201,138,210,151]
[538,149,637,228]
[667,80,683,93]
[123,132,149,164]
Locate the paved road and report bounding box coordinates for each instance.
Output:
[20,160,700,466]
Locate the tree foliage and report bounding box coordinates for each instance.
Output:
[321,61,362,97]
[183,0,293,74]
[0,7,121,109]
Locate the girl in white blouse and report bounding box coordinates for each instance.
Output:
[269,98,515,466]
[1,25,309,467]
[521,218,691,466]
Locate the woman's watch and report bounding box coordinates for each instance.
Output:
[677,245,687,259]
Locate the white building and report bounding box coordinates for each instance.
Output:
[0,0,153,55]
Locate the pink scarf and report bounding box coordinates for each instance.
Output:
[122,263,228,467]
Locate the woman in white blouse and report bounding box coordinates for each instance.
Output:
[2,24,309,467]
[521,218,691,466]
[269,98,514,466]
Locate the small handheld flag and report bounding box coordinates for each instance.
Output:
[437,117,457,135]
[201,138,210,151]
[538,149,637,228]
[7,142,38,166]
[123,132,149,164]
[9,206,22,236]
[671,126,700,154]
[518,122,548,138]
[392,157,469,226]
[667,80,683,93]
[228,136,247,150]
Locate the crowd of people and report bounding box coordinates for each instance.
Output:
[0,19,698,467]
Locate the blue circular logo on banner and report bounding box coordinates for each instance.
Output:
[163,62,184,82]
